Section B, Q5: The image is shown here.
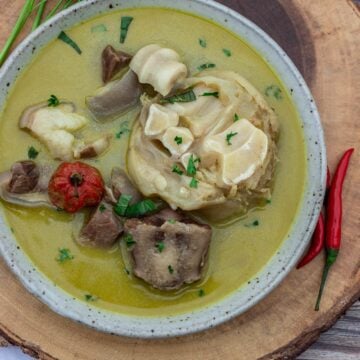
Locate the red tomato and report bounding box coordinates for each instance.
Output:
[48,162,104,213]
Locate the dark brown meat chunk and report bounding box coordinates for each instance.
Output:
[124,209,212,290]
[8,161,40,194]
[102,45,132,83]
[110,168,142,204]
[77,202,123,248]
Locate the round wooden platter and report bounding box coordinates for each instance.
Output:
[0,0,359,359]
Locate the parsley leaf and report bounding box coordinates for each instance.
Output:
[156,241,165,253]
[99,204,106,213]
[58,31,82,54]
[201,91,219,98]
[198,289,205,297]
[160,89,196,104]
[125,199,157,217]
[167,219,177,224]
[168,265,174,274]
[234,113,240,122]
[47,94,60,107]
[226,131,238,145]
[172,164,184,176]
[199,38,207,48]
[265,85,283,100]
[245,220,260,228]
[85,294,98,302]
[174,136,183,145]
[114,194,133,216]
[222,48,232,57]
[186,155,198,176]
[190,177,199,188]
[123,233,136,247]
[120,16,134,43]
[197,63,216,71]
[28,146,39,159]
[115,120,130,139]
[56,248,74,263]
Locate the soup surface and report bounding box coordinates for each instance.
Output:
[0,8,306,316]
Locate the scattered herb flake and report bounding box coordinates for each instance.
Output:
[124,267,130,275]
[198,289,205,297]
[56,248,74,263]
[125,199,157,217]
[199,38,207,48]
[222,48,232,57]
[114,194,133,216]
[85,294,98,302]
[168,265,174,274]
[58,31,82,55]
[234,113,240,122]
[91,24,108,33]
[47,94,60,107]
[120,16,134,43]
[197,63,216,71]
[28,146,39,159]
[174,136,183,145]
[201,91,219,98]
[160,89,196,104]
[245,220,260,228]
[226,131,238,145]
[265,85,283,100]
[156,241,165,253]
[189,177,199,188]
[186,155,198,176]
[99,204,106,213]
[168,219,177,224]
[266,199,272,204]
[115,121,130,139]
[123,233,136,247]
[172,164,184,176]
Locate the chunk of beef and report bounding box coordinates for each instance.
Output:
[110,167,142,204]
[102,45,132,83]
[8,161,40,193]
[77,202,123,248]
[124,208,212,290]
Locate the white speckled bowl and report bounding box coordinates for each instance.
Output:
[0,0,326,338]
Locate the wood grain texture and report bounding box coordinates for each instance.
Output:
[0,0,359,359]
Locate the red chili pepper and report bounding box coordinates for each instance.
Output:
[315,148,354,310]
[48,162,104,213]
[297,212,325,269]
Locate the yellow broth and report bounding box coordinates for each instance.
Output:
[0,8,306,316]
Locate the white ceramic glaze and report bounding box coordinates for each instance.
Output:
[0,0,326,338]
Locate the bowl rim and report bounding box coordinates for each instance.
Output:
[0,0,326,338]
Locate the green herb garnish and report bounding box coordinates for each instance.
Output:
[168,219,177,224]
[197,63,216,71]
[114,194,133,216]
[199,38,207,48]
[115,121,130,139]
[266,199,272,204]
[174,136,183,145]
[91,24,108,33]
[234,113,240,122]
[28,146,39,159]
[201,91,219,98]
[56,248,74,263]
[245,220,260,228]
[160,89,196,104]
[85,294,98,302]
[125,199,157,218]
[58,31,82,54]
[186,155,198,176]
[99,204,106,213]
[172,164,184,176]
[156,241,165,253]
[265,85,283,100]
[198,289,205,297]
[226,131,238,145]
[120,16,133,43]
[47,94,60,107]
[123,233,136,247]
[222,48,232,57]
[189,177,199,188]
[124,268,130,275]
[168,265,174,274]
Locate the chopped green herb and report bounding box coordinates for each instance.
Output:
[186,155,198,176]
[28,146,39,159]
[47,94,60,107]
[199,38,207,48]
[124,268,130,275]
[189,177,199,188]
[172,164,184,176]
[168,265,174,274]
[174,136,183,145]
[155,241,165,253]
[234,113,240,122]
[266,199,272,204]
[114,194,133,216]
[167,219,177,224]
[56,248,74,263]
[85,294,98,302]
[198,289,205,297]
[99,204,106,213]
[222,48,232,57]
[226,131,238,145]
[120,16,134,43]
[115,120,130,139]
[197,63,216,71]
[91,24,108,33]
[123,233,136,247]
[265,85,283,100]
[201,91,219,98]
[125,199,157,217]
[245,220,260,228]
[58,31,82,55]
[160,89,196,104]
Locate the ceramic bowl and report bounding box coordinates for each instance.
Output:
[0,0,326,338]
